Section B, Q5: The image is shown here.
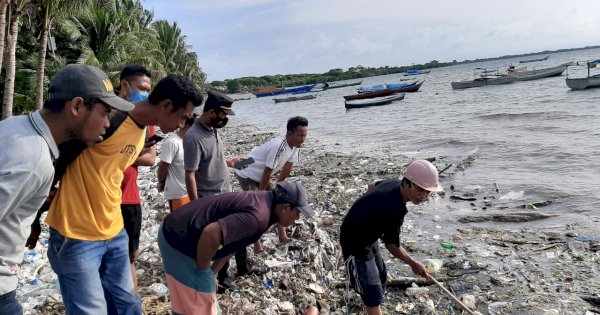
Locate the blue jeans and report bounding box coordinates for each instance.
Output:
[48,229,142,315]
[0,290,22,315]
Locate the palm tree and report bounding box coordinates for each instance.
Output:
[62,1,159,78]
[152,20,206,88]
[0,0,11,76]
[32,0,93,109]
[2,0,30,119]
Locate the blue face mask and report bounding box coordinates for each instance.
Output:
[126,81,149,102]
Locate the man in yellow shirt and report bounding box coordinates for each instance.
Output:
[44,75,202,314]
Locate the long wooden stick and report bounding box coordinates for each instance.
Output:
[426,274,477,315]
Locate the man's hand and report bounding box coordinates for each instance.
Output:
[227,156,244,168]
[26,219,41,249]
[409,260,428,278]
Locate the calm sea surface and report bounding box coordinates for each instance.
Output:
[229,48,600,223]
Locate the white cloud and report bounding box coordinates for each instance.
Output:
[144,0,600,80]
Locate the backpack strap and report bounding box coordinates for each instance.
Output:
[53,111,129,185]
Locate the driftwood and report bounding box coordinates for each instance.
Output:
[458,211,558,223]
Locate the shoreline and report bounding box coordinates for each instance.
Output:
[27,120,600,314]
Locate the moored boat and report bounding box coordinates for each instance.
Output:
[345,93,405,109]
[273,94,316,103]
[508,63,571,81]
[566,60,600,90]
[519,55,550,64]
[451,75,515,89]
[323,80,362,89]
[253,86,285,97]
[400,69,430,76]
[344,81,423,100]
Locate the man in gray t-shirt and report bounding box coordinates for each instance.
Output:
[0,64,134,314]
[183,90,246,292]
[183,91,240,199]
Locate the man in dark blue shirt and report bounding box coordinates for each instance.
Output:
[340,160,443,315]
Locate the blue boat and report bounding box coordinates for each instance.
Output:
[252,84,316,97]
[284,84,317,94]
[401,69,431,76]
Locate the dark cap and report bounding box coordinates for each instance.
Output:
[276,181,315,217]
[48,64,134,112]
[204,91,235,115]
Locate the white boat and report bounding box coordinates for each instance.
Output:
[508,63,571,81]
[451,75,515,89]
[566,60,600,90]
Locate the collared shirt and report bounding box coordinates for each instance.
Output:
[235,136,300,182]
[0,110,58,295]
[183,120,231,197]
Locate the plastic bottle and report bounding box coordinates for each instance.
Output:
[440,242,455,250]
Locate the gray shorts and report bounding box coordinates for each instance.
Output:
[344,245,387,307]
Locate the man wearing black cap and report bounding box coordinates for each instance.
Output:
[0,64,134,314]
[183,90,248,290]
[184,90,238,200]
[158,181,315,315]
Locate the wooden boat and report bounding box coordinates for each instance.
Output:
[519,55,550,64]
[345,80,424,100]
[344,80,425,101]
[400,69,430,76]
[323,80,362,89]
[253,86,285,97]
[285,84,317,94]
[273,94,316,103]
[508,63,570,81]
[253,84,316,97]
[345,93,405,109]
[451,68,515,89]
[358,80,420,93]
[451,75,515,89]
[566,60,600,90]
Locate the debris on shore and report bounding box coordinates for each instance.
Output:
[17,122,600,314]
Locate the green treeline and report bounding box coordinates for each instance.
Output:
[212,45,600,94]
[0,0,205,118]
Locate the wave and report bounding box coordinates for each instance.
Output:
[477,111,594,120]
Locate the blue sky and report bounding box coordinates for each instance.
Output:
[143,0,600,81]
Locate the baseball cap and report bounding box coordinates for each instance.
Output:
[48,64,135,112]
[276,181,315,217]
[204,91,235,115]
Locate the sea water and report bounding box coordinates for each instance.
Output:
[229,47,600,225]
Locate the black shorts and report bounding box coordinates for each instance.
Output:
[344,245,387,307]
[121,204,142,253]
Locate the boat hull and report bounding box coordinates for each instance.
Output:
[274,94,316,103]
[566,77,600,90]
[345,81,423,100]
[511,64,568,81]
[345,93,405,109]
[451,76,515,89]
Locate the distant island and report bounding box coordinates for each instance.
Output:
[210,45,600,94]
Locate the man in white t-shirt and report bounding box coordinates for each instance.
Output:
[235,116,309,243]
[158,116,196,212]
